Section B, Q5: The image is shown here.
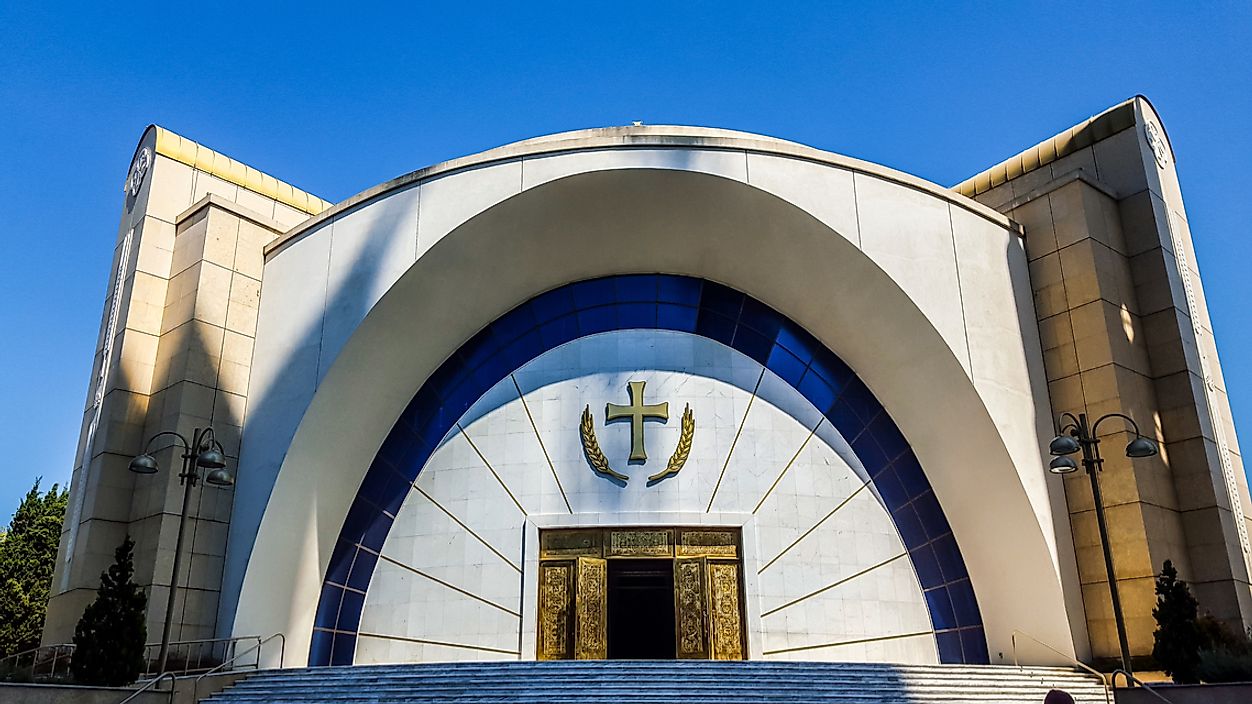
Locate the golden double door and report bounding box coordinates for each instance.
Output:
[537,527,746,660]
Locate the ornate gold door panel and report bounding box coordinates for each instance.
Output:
[537,561,574,660]
[574,557,608,659]
[674,556,710,659]
[538,527,745,661]
[707,561,745,660]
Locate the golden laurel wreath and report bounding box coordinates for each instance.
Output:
[580,404,694,484]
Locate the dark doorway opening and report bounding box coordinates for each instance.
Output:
[607,559,675,659]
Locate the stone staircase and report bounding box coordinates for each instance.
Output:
[201,660,1109,703]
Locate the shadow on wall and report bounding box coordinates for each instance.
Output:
[124,287,246,647]
[216,184,421,647]
[1003,216,1089,664]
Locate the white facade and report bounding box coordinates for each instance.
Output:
[50,98,1252,668]
[222,126,1078,666]
[356,331,935,663]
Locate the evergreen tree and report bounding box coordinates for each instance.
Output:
[1152,559,1204,683]
[71,536,147,686]
[0,479,69,658]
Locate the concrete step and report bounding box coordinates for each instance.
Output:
[206,661,1108,704]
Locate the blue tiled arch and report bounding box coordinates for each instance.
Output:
[309,275,987,665]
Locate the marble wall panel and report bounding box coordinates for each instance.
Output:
[359,330,934,663]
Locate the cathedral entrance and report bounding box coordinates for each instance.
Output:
[537,527,745,661]
[607,559,676,659]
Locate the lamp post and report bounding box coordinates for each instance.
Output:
[1049,412,1158,676]
[128,427,233,674]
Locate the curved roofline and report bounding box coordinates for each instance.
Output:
[268,125,1019,256]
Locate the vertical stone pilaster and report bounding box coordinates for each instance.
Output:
[961,97,1252,662]
[44,125,329,648]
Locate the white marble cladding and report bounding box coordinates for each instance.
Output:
[355,330,936,664]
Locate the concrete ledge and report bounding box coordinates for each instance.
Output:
[1114,682,1252,704]
[0,671,248,704]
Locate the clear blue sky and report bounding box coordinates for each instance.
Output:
[1,3,1250,522]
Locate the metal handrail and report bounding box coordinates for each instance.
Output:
[192,633,285,703]
[118,671,176,704]
[0,643,76,680]
[0,642,70,667]
[1112,669,1176,704]
[142,635,262,677]
[1011,629,1111,704]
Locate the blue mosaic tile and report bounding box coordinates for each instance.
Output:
[457,327,498,371]
[925,587,957,631]
[936,629,963,664]
[960,627,990,663]
[329,632,356,666]
[867,413,908,463]
[838,376,879,423]
[932,533,967,583]
[911,544,945,590]
[539,313,580,347]
[346,550,379,592]
[656,303,698,332]
[361,512,394,553]
[739,297,781,338]
[311,274,983,665]
[315,585,343,627]
[808,351,852,392]
[694,310,736,345]
[571,277,616,307]
[773,322,816,365]
[339,500,374,545]
[892,453,928,501]
[765,344,806,387]
[871,465,908,509]
[948,579,980,627]
[308,629,332,665]
[797,369,837,415]
[890,503,928,550]
[338,590,365,631]
[490,305,535,341]
[324,540,354,586]
[576,305,617,335]
[850,432,890,477]
[657,276,701,306]
[699,284,743,318]
[617,302,657,329]
[529,285,576,320]
[912,491,949,542]
[731,325,773,366]
[614,274,658,302]
[823,398,866,441]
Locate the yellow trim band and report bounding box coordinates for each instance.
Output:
[953,98,1137,198]
[153,126,332,216]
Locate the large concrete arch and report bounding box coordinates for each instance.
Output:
[227,159,1079,665]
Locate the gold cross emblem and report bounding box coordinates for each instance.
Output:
[606,381,668,462]
[580,381,694,485]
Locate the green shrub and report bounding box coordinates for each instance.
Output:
[1152,560,1204,683]
[0,479,69,658]
[1196,645,1252,683]
[71,536,147,686]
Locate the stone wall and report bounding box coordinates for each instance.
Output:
[959,96,1252,660]
[43,126,329,646]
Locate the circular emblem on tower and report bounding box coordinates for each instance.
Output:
[1144,121,1169,170]
[125,147,152,197]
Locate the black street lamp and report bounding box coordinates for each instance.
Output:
[128,427,233,673]
[1049,412,1157,676]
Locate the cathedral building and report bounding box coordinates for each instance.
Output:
[44,96,1251,671]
